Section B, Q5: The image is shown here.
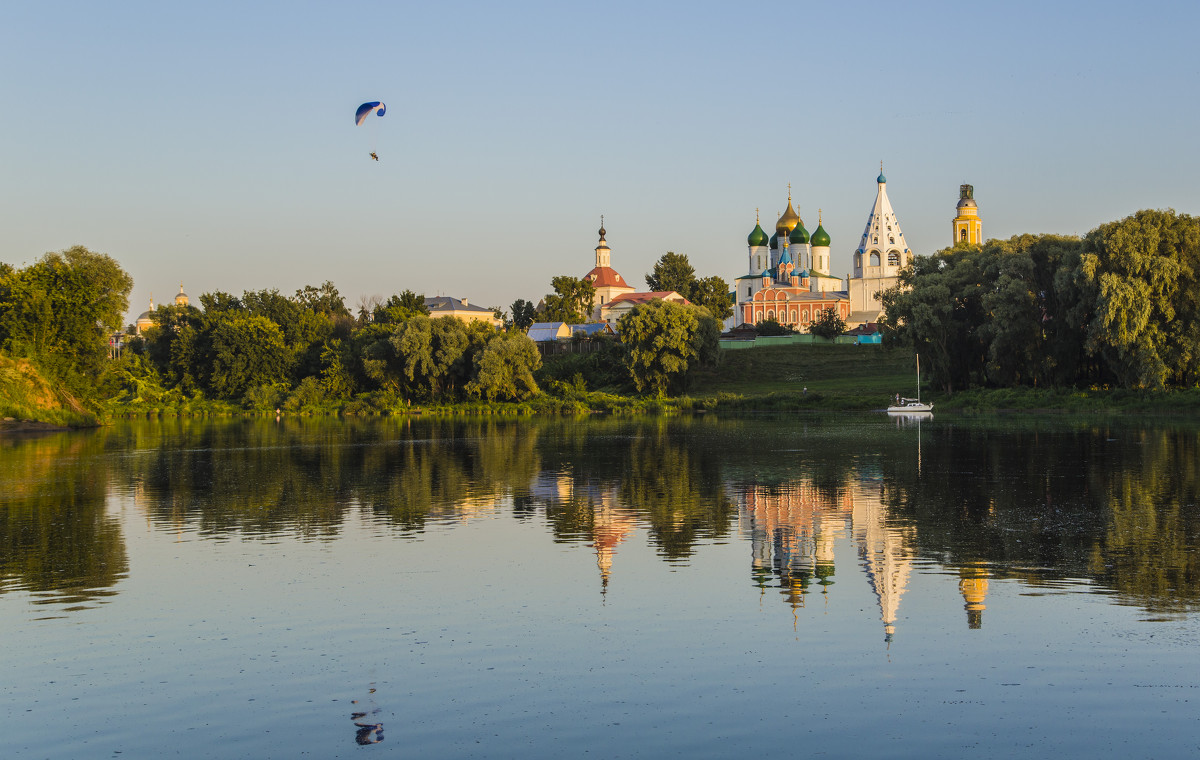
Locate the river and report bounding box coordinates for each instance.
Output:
[1,413,1198,758]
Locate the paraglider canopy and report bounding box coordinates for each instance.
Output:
[355,102,386,126]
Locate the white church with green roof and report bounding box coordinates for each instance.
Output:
[733,170,915,331]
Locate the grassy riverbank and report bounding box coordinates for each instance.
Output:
[688,343,1199,414]
[0,355,99,429]
[23,343,1200,425]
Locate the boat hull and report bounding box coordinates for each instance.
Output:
[887,403,933,413]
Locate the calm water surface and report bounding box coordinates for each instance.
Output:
[1,414,1198,759]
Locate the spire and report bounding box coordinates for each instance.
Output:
[858,169,910,268]
[594,217,610,268]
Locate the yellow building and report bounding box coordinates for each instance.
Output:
[952,184,982,246]
[424,295,503,327]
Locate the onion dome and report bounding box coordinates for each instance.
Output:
[811,223,830,247]
[789,222,809,245]
[748,222,768,247]
[769,232,779,250]
[775,196,801,236]
[810,210,830,247]
[877,171,886,184]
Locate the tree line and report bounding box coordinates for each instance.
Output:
[1,247,727,412]
[880,209,1200,392]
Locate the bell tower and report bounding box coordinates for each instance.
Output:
[952,184,982,246]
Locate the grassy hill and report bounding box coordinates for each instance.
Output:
[688,344,919,410]
[0,354,97,429]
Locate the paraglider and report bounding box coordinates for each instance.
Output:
[355,101,386,126]
[356,102,386,160]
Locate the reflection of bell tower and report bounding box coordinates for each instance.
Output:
[590,502,637,597]
[952,184,982,246]
[958,565,990,629]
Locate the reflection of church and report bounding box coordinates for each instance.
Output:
[528,471,639,596]
[736,474,993,639]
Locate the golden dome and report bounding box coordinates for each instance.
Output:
[775,195,802,236]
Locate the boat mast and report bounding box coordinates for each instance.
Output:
[916,354,920,402]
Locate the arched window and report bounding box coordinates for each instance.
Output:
[960,229,967,242]
[888,250,900,266]
[873,236,879,244]
[889,236,895,244]
[767,310,775,320]
[855,252,862,268]
[870,251,881,267]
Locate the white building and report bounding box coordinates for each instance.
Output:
[847,169,914,325]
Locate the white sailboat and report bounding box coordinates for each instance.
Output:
[888,354,934,414]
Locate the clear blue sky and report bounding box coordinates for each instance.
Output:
[3,1,1197,323]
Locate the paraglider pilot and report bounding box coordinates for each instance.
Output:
[369,152,379,161]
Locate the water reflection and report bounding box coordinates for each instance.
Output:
[0,431,128,610]
[2,415,1198,627]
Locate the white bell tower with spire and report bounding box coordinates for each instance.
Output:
[848,165,914,323]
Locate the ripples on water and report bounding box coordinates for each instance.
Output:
[2,414,1198,758]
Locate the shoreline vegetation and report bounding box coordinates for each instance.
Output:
[5,345,1197,430]
[3,208,1197,431]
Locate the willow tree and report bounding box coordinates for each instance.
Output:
[618,299,720,396]
[1074,209,1200,389]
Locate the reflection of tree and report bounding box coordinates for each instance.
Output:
[620,422,736,561]
[107,418,545,539]
[878,419,1200,616]
[0,432,127,605]
[1087,429,1200,613]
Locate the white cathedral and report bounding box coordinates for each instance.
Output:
[733,169,914,330]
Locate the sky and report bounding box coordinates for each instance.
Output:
[3,1,1198,324]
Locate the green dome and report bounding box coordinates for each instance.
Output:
[769,232,779,249]
[747,223,768,247]
[789,222,809,244]
[810,224,831,247]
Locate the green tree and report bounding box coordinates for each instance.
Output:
[618,300,720,396]
[1074,209,1200,388]
[645,251,696,294]
[810,307,846,339]
[466,331,542,401]
[0,246,132,397]
[294,281,350,318]
[391,315,470,399]
[880,248,989,393]
[645,253,731,320]
[541,276,596,324]
[143,303,205,392]
[689,275,733,321]
[754,318,792,336]
[206,315,292,399]
[510,298,537,330]
[373,289,428,324]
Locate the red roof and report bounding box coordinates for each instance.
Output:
[584,266,629,288]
